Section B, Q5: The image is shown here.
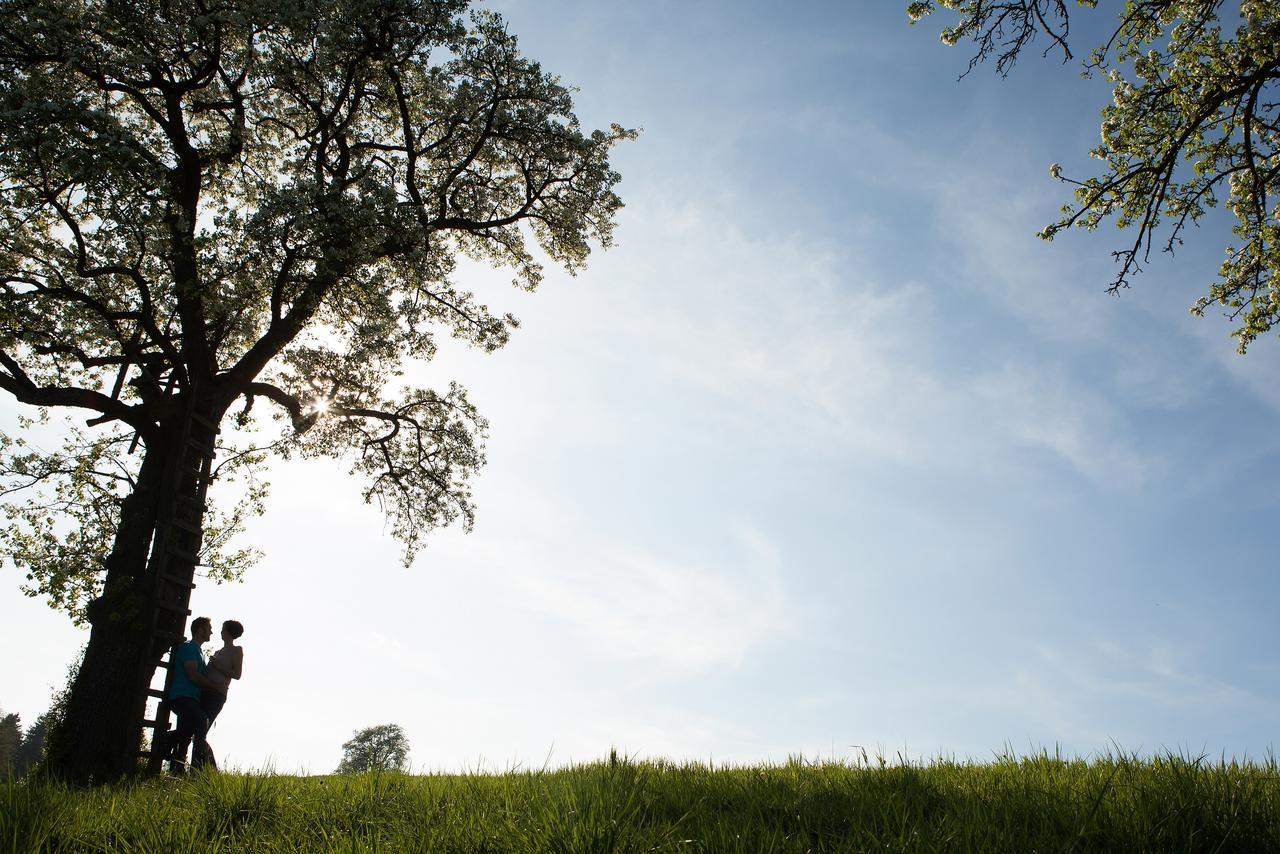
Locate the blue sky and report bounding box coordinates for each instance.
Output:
[3,0,1279,772]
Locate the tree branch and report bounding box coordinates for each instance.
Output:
[0,349,144,428]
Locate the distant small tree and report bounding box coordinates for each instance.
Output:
[0,710,20,772]
[336,723,410,774]
[13,715,46,777]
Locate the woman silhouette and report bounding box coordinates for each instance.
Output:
[202,619,244,726]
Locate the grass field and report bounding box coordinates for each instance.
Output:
[3,751,1278,852]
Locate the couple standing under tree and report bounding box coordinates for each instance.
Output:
[164,615,244,773]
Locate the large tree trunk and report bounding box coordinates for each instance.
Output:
[43,402,219,783]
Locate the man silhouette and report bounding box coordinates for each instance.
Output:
[164,616,222,774]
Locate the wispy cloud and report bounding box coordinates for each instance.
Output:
[550,181,1160,492]
[972,363,1151,490]
[1005,639,1279,752]
[433,514,789,677]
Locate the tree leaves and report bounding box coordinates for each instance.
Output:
[0,426,265,623]
[0,0,632,618]
[911,0,1280,352]
[336,723,410,773]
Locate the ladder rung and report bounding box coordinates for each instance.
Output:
[186,440,215,457]
[146,688,168,699]
[157,600,190,614]
[175,495,206,511]
[142,718,162,728]
[160,573,196,589]
[153,627,183,645]
[170,517,202,534]
[167,546,198,565]
[188,411,219,430]
[172,512,204,529]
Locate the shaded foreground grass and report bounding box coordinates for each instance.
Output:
[4,752,1279,852]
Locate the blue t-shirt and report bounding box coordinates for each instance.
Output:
[169,640,206,700]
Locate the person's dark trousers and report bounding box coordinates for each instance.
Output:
[168,695,209,771]
[201,691,226,726]
[195,692,227,769]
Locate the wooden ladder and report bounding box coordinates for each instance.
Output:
[137,396,219,775]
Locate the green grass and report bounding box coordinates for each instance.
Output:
[3,752,1278,852]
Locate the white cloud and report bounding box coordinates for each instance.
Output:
[972,363,1151,490]
[434,521,789,677]
[546,181,1160,491]
[1008,639,1277,750]
[572,706,765,765]
[1185,317,1280,413]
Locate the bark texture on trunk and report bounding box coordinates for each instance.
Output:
[44,402,218,783]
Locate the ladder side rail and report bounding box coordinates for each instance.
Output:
[138,387,220,775]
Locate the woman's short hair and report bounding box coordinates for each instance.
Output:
[222,619,244,639]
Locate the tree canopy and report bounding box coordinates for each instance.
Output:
[0,0,631,781]
[336,722,409,773]
[909,0,1280,352]
[0,0,634,621]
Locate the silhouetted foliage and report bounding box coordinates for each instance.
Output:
[910,0,1280,352]
[336,723,410,774]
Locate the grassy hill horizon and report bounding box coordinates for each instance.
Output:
[5,749,1278,852]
